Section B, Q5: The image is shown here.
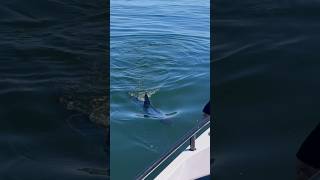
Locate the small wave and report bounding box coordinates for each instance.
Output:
[111,33,209,41]
[131,135,160,154]
[128,88,159,101]
[111,33,209,92]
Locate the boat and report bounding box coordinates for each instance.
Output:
[136,117,211,180]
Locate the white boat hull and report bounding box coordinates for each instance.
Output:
[155,128,210,180]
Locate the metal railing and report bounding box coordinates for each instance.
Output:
[135,116,211,180]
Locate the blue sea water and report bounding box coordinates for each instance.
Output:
[110,0,210,179]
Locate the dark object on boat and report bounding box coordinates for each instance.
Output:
[202,101,210,115]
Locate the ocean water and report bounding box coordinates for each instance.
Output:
[110,0,210,179]
[213,0,320,179]
[0,0,108,179]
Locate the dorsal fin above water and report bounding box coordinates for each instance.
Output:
[144,93,150,108]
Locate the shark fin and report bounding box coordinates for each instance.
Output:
[143,93,150,108]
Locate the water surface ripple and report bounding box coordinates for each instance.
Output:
[111,0,209,179]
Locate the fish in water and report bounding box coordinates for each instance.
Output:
[131,92,177,119]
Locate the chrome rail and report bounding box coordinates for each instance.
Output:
[135,116,210,180]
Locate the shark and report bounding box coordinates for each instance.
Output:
[131,92,176,119]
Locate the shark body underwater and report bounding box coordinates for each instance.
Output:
[131,93,177,119]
